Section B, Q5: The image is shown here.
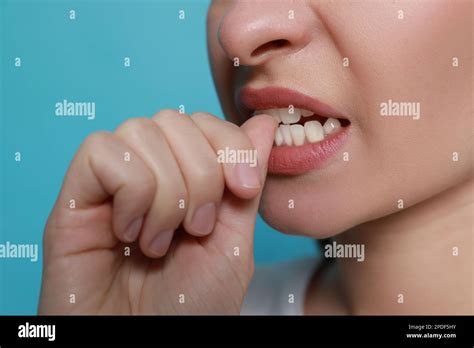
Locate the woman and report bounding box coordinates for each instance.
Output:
[38,0,473,315]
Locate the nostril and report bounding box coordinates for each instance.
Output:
[251,39,290,57]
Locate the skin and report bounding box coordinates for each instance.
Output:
[39,0,473,314]
[39,111,277,314]
[208,0,473,314]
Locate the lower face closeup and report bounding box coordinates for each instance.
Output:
[207,0,473,238]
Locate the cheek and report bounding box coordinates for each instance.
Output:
[355,3,473,209]
[328,1,472,133]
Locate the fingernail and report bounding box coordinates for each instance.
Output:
[190,202,216,236]
[124,217,143,242]
[234,163,260,189]
[149,229,174,257]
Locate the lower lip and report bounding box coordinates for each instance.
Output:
[268,125,351,175]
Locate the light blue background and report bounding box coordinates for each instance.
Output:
[1,0,316,314]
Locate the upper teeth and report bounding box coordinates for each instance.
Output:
[254,108,342,146]
[322,117,341,135]
[256,107,312,124]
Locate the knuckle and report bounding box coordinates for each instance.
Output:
[116,117,153,138]
[136,168,157,201]
[197,160,223,185]
[158,176,189,212]
[174,184,189,210]
[167,188,189,220]
[83,131,114,150]
[191,111,218,122]
[152,109,185,123]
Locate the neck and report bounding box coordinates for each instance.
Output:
[334,179,473,314]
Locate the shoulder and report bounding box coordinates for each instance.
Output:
[240,257,320,315]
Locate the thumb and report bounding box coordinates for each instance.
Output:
[240,114,278,192]
[215,114,277,239]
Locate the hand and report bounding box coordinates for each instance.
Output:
[38,110,276,314]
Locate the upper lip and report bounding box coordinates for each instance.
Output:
[236,86,348,121]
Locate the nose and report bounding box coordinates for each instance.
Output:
[217,0,314,66]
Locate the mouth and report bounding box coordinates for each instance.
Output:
[253,109,350,147]
[238,87,351,175]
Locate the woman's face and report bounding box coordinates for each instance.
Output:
[207,0,472,237]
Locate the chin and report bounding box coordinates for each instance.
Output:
[258,177,356,239]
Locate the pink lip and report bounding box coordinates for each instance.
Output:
[237,86,348,120]
[237,86,351,175]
